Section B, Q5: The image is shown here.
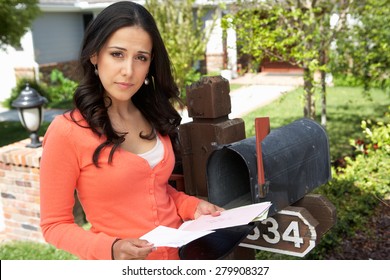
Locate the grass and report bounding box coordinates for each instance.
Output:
[0,241,77,260]
[0,85,388,259]
[242,86,390,161]
[0,122,50,147]
[229,83,243,92]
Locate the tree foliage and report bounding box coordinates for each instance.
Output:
[330,0,390,93]
[223,0,351,121]
[145,0,215,99]
[0,0,40,49]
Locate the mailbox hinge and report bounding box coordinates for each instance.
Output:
[257,181,270,199]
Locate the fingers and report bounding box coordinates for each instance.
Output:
[211,209,222,217]
[112,238,155,260]
[210,205,225,216]
[127,239,155,259]
[194,200,224,219]
[130,238,154,248]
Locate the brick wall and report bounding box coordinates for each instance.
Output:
[206,53,225,73]
[14,67,36,81]
[0,139,44,243]
[39,60,80,83]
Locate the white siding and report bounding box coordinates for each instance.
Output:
[0,31,37,102]
[31,12,84,64]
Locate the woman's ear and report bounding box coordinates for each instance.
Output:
[90,54,98,65]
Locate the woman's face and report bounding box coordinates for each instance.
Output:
[90,26,152,104]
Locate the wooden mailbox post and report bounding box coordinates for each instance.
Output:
[179,76,246,197]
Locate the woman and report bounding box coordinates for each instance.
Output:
[40,1,222,260]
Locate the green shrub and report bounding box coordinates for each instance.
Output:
[2,69,76,110]
[2,77,50,109]
[333,73,390,93]
[333,74,364,87]
[308,110,390,258]
[345,112,390,198]
[46,69,77,108]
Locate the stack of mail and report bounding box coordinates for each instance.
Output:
[140,202,272,247]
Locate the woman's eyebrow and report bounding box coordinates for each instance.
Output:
[138,50,152,55]
[107,46,127,51]
[108,46,151,55]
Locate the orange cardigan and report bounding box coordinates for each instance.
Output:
[40,111,200,260]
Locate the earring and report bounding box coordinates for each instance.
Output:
[144,77,150,85]
[94,64,98,76]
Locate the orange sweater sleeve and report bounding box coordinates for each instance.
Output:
[166,185,200,221]
[40,116,116,259]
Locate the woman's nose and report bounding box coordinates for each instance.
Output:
[121,60,133,76]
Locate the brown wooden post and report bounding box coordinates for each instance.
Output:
[179,76,246,198]
[292,194,337,240]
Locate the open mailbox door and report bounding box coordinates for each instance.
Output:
[179,118,332,259]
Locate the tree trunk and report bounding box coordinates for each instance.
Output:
[303,68,315,119]
[320,69,327,128]
[320,48,328,128]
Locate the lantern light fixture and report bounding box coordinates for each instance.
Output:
[11,83,47,148]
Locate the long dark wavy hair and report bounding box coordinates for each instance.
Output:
[70,1,183,167]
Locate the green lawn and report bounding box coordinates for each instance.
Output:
[0,121,49,147]
[0,241,77,260]
[242,86,390,161]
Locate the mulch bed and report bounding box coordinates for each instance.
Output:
[324,199,390,260]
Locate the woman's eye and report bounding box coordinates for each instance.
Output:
[136,55,148,62]
[111,52,123,58]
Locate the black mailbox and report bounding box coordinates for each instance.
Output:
[207,118,332,216]
[180,118,332,260]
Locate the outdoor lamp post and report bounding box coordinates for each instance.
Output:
[12,83,47,148]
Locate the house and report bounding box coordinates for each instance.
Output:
[0,0,238,102]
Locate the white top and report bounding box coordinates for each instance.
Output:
[137,135,164,168]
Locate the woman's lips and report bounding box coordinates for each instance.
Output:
[116,82,134,90]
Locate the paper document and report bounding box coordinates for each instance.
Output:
[179,201,271,232]
[252,208,270,222]
[140,225,214,248]
[140,201,272,248]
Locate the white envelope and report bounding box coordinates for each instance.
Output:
[179,201,272,232]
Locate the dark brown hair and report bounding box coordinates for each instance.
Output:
[71,1,182,166]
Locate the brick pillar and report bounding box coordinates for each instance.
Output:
[0,139,44,243]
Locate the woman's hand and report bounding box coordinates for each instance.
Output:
[194,200,224,219]
[112,238,155,260]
